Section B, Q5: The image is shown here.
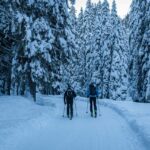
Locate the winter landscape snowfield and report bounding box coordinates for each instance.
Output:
[0,0,150,149]
[0,95,150,150]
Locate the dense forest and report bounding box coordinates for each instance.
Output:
[0,0,149,102]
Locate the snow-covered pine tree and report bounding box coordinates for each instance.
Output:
[128,0,140,101]
[91,1,103,89]
[76,8,87,94]
[108,0,128,100]
[75,0,129,100]
[84,1,97,85]
[99,0,112,98]
[51,0,78,94]
[10,0,74,100]
[143,0,150,101]
[25,0,55,97]
[138,0,150,102]
[62,3,80,92]
[129,0,150,102]
[11,0,35,95]
[0,0,13,95]
[76,0,98,93]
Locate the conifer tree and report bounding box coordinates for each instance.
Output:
[129,0,150,102]
[100,0,112,98]
[109,0,128,100]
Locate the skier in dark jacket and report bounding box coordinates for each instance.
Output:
[64,85,76,119]
[87,82,98,117]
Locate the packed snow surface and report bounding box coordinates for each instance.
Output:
[0,95,149,150]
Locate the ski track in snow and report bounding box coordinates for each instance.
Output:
[1,96,147,150]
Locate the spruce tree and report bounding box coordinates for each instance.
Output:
[109,0,128,100]
[0,0,13,95]
[129,0,150,102]
[100,0,111,98]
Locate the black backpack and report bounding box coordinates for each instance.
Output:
[66,89,74,99]
[90,84,96,96]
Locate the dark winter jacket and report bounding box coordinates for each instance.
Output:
[64,88,76,104]
[86,84,99,98]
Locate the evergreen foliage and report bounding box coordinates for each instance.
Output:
[0,0,149,102]
[129,0,150,102]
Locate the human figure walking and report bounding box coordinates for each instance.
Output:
[87,83,98,118]
[64,85,76,120]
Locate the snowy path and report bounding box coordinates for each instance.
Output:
[3,96,146,150]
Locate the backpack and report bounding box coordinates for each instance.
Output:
[66,89,74,99]
[90,84,96,96]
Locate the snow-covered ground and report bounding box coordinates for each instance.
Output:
[0,95,149,150]
[100,99,150,149]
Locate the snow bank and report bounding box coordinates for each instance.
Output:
[100,99,150,149]
[0,95,54,150]
[1,95,150,150]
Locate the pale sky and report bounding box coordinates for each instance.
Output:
[75,0,132,18]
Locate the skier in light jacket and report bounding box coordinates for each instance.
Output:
[87,82,99,117]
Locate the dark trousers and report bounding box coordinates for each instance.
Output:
[67,99,73,117]
[90,97,97,114]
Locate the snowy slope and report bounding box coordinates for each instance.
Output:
[0,95,149,150]
[0,95,54,150]
[100,99,150,149]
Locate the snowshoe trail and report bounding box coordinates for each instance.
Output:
[6,97,146,150]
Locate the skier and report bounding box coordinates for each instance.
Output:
[64,85,76,120]
[87,82,98,117]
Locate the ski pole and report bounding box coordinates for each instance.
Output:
[62,104,66,117]
[74,100,78,116]
[97,98,101,116]
[86,99,89,113]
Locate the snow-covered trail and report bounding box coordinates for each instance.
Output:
[6,96,146,150]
